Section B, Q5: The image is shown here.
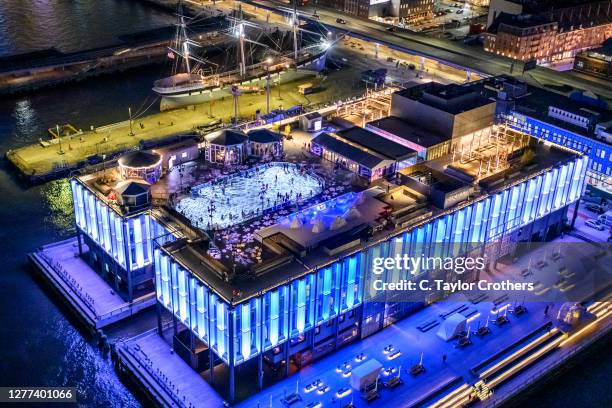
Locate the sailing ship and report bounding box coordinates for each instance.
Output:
[153,2,330,110]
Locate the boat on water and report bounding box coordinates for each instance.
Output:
[153,2,330,110]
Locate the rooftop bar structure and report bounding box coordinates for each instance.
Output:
[69,81,589,403]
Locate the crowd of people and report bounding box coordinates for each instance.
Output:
[175,162,323,230]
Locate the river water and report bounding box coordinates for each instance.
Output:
[0,0,174,56]
[0,1,608,407]
[0,1,172,406]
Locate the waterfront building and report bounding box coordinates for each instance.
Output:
[70,84,588,402]
[469,0,491,6]
[154,138,200,171]
[246,129,283,159]
[390,0,435,24]
[203,129,285,165]
[340,0,390,19]
[484,0,612,64]
[481,75,612,192]
[367,81,496,161]
[203,129,249,165]
[150,134,586,402]
[316,0,433,23]
[367,116,452,160]
[70,175,177,302]
[117,150,162,184]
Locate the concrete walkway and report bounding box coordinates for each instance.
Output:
[6,52,365,178]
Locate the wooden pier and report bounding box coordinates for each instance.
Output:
[29,238,156,330]
[5,69,366,182]
[115,328,226,408]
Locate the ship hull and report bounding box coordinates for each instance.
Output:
[158,52,327,111]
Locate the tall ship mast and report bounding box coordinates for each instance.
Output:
[152,1,330,111]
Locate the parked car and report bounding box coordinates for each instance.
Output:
[598,210,612,226]
[336,18,347,24]
[585,203,605,214]
[457,9,464,14]
[387,26,397,32]
[585,219,605,231]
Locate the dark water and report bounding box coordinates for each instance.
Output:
[0,0,175,57]
[0,1,170,406]
[0,1,608,407]
[0,65,170,408]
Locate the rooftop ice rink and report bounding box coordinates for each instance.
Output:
[175,162,324,230]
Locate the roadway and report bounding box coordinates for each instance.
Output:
[241,0,612,102]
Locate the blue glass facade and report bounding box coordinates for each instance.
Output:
[154,154,588,368]
[71,179,174,272]
[508,112,612,176]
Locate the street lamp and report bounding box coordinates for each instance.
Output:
[56,124,64,155]
[128,107,134,136]
[265,57,273,114]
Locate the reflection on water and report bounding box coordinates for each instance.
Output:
[0,1,170,406]
[55,318,139,407]
[42,179,75,233]
[12,99,41,144]
[0,0,175,57]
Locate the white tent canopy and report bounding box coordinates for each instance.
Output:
[312,218,325,233]
[290,216,303,230]
[331,215,347,230]
[347,207,362,220]
[436,314,467,341]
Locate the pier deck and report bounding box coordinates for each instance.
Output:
[113,240,611,407]
[117,293,611,408]
[30,238,155,330]
[6,70,358,181]
[117,329,226,408]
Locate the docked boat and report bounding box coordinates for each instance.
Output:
[153,3,330,110]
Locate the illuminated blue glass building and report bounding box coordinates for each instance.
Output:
[70,178,176,301]
[151,142,588,402]
[68,82,590,402]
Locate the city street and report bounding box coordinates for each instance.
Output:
[241,0,612,103]
[183,0,612,103]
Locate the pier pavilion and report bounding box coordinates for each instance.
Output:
[69,84,589,402]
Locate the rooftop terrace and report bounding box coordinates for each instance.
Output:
[78,122,581,305]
